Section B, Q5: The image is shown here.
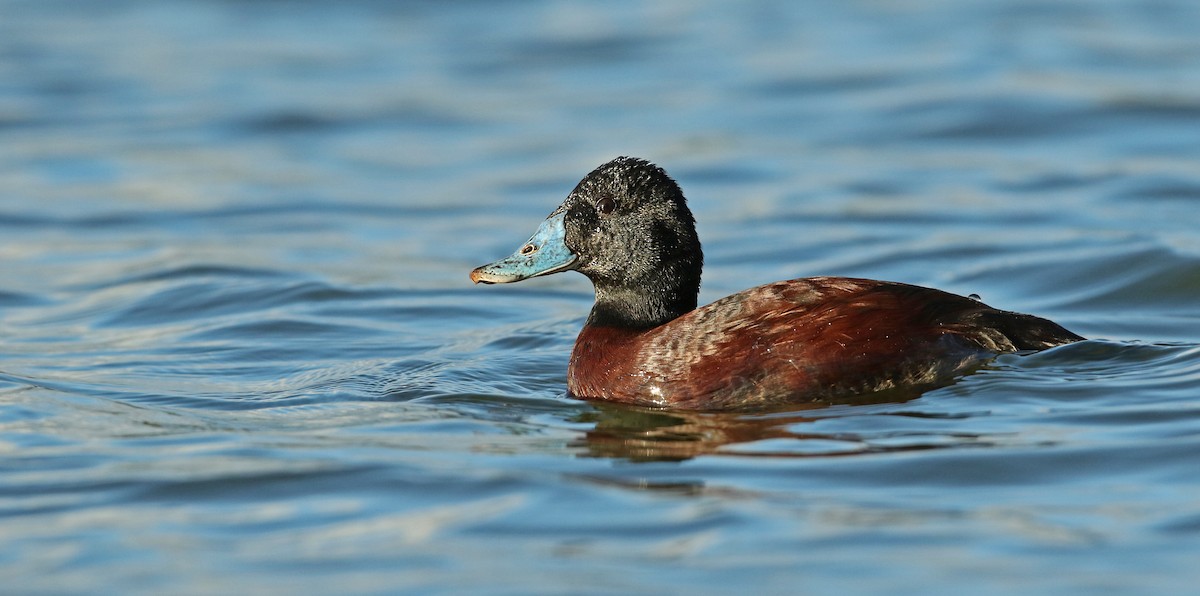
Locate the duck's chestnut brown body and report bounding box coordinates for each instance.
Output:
[471,157,1083,410]
[568,277,1080,409]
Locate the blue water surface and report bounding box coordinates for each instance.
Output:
[2,1,1199,594]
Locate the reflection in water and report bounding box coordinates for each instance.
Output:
[575,387,949,461]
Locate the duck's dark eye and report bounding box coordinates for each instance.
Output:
[596,196,617,215]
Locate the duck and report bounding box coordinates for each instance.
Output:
[470,157,1084,410]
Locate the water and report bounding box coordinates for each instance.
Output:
[2,0,1199,593]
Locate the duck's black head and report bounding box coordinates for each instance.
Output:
[471,156,703,329]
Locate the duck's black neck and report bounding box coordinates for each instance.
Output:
[584,260,701,330]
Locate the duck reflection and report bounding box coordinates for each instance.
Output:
[575,387,937,462]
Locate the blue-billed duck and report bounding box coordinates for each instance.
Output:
[471,157,1083,410]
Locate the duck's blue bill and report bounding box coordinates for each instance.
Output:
[470,211,578,284]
